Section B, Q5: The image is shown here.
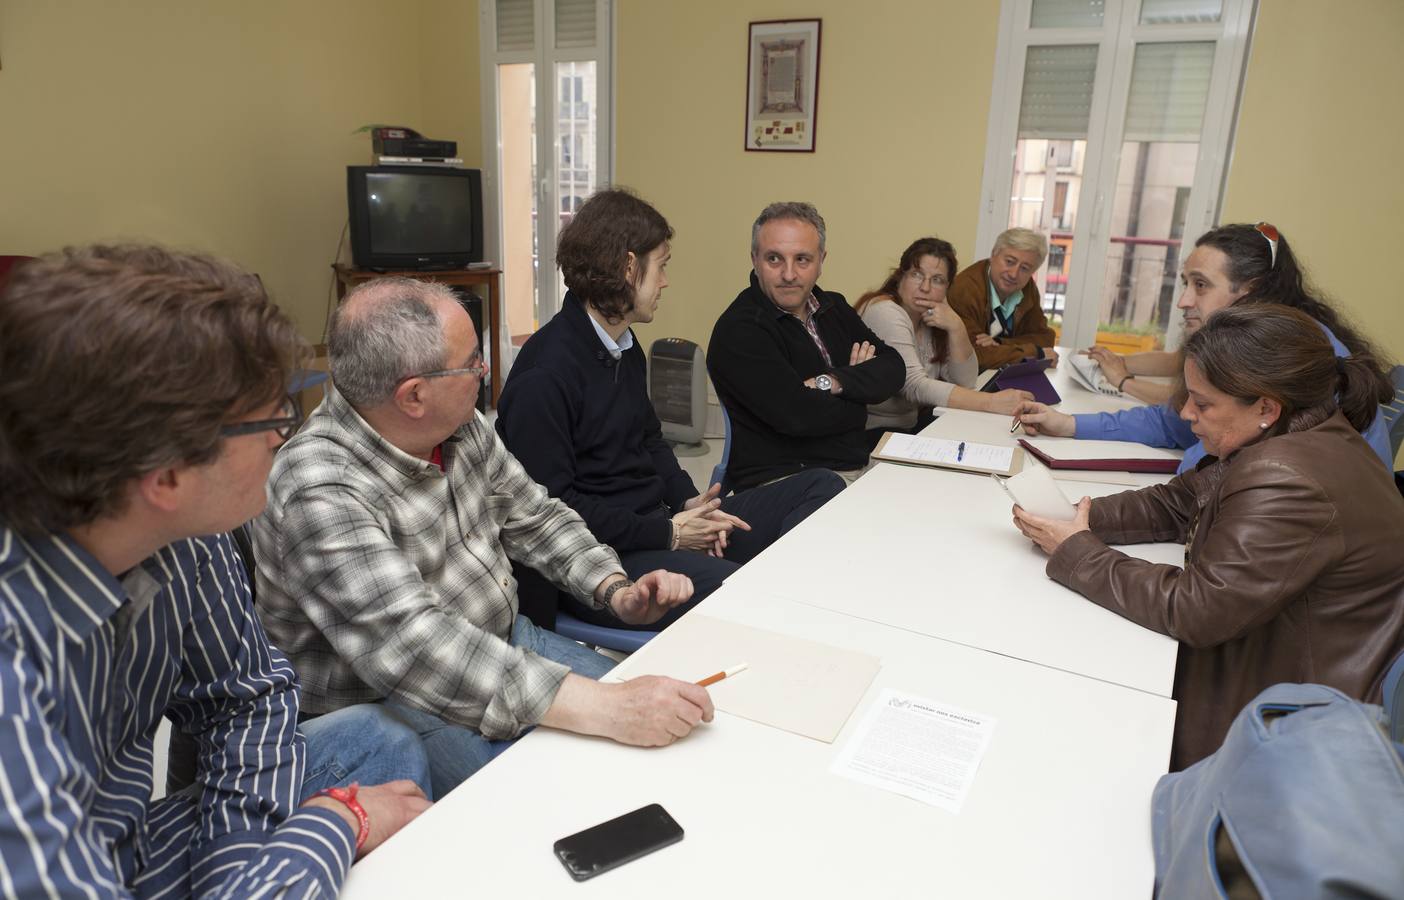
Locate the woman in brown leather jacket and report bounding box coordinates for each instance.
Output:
[1012,304,1403,770]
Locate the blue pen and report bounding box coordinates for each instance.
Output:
[957,441,966,462]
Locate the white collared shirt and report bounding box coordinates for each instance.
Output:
[587,312,634,359]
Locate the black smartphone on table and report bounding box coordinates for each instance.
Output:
[553,803,684,882]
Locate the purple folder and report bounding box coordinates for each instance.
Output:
[983,357,1061,405]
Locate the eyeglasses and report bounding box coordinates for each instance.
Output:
[402,350,487,383]
[1255,222,1280,269]
[904,269,949,290]
[219,395,302,440]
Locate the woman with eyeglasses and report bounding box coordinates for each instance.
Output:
[1010,305,1404,770]
[856,237,1034,447]
[1014,222,1393,472]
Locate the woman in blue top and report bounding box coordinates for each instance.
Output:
[1014,222,1393,471]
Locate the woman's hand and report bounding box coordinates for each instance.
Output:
[984,388,1036,416]
[919,299,964,334]
[1011,497,1092,555]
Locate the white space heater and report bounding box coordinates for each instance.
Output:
[648,337,709,456]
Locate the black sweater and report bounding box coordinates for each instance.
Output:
[496,293,697,551]
[707,273,904,489]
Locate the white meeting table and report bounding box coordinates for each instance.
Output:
[341,585,1176,898]
[721,461,1181,696]
[725,346,1183,695]
[340,349,1185,896]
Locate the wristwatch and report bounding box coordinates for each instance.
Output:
[814,374,833,392]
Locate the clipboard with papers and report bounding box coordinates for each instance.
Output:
[873,432,1024,476]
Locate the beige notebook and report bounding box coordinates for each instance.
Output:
[608,613,882,743]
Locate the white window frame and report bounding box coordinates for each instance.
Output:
[478,0,614,328]
[976,0,1256,351]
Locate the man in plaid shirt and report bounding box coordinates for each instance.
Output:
[254,277,714,799]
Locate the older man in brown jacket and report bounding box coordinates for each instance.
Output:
[948,227,1058,371]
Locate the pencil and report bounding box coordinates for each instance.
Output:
[696,663,748,687]
[1010,417,1023,434]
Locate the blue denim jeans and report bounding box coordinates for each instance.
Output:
[299,702,434,800]
[363,614,615,800]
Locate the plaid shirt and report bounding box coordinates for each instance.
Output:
[253,385,622,739]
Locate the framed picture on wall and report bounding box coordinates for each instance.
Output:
[744,19,822,153]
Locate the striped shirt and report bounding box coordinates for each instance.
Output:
[794,293,834,367]
[253,384,622,739]
[0,528,356,899]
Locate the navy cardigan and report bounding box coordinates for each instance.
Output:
[496,292,696,551]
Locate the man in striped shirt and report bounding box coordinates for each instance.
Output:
[0,246,430,898]
[253,277,717,799]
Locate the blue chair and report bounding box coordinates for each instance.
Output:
[1384,365,1404,461]
[709,404,733,492]
[554,611,657,654]
[1383,647,1404,743]
[289,369,329,416]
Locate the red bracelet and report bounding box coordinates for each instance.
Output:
[313,783,369,853]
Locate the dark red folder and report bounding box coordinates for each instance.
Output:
[1018,439,1181,474]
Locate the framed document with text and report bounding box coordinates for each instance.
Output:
[744,19,822,153]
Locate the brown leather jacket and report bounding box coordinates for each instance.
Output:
[947,258,1056,371]
[1047,411,1404,770]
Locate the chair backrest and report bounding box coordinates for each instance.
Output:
[1384,365,1404,461]
[708,404,733,492]
[554,610,657,654]
[1384,646,1404,742]
[0,255,36,292]
[1152,683,1404,899]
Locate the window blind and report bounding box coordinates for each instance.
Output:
[1017,44,1099,140]
[496,0,534,51]
[1140,0,1222,25]
[555,0,596,49]
[1030,0,1106,29]
[1122,42,1214,142]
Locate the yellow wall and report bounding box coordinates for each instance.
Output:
[615,1,1001,351]
[419,0,484,167]
[1222,0,1404,363]
[0,0,480,342]
[4,0,1399,368]
[619,0,1404,374]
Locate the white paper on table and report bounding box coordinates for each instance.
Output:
[1001,465,1076,521]
[880,433,1015,473]
[830,688,997,813]
[608,614,881,743]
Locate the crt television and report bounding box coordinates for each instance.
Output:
[347,165,484,269]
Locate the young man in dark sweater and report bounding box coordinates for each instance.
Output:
[706,202,905,489]
[497,189,843,629]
